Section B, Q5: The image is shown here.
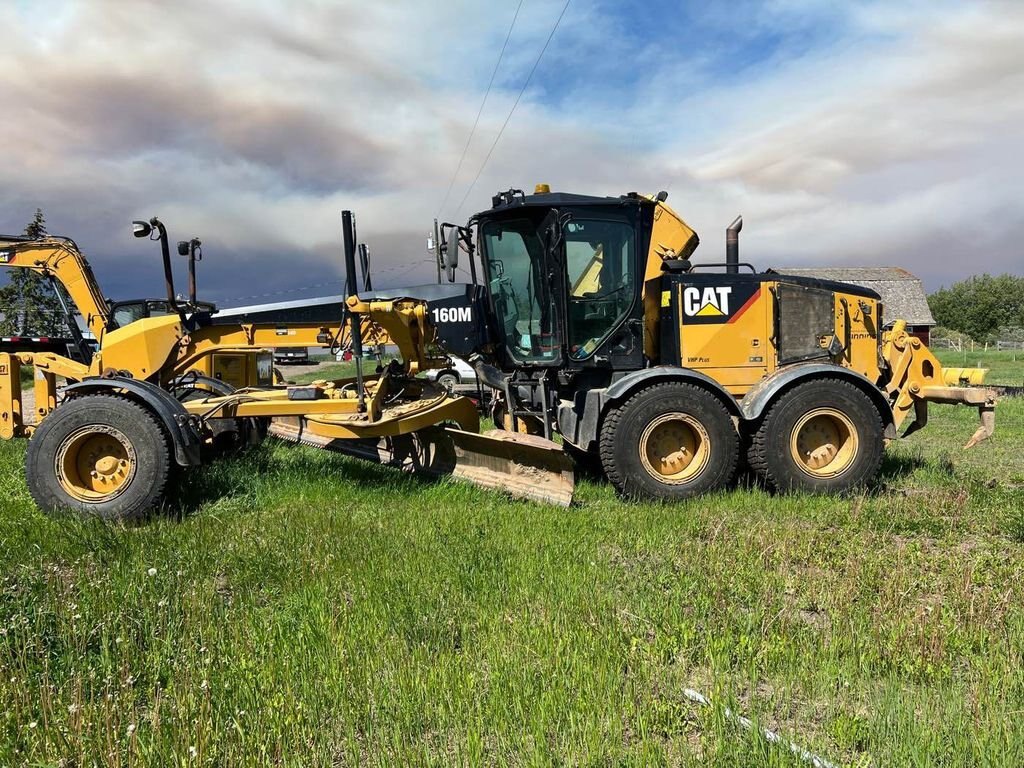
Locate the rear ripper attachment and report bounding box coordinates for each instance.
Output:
[882,320,997,449]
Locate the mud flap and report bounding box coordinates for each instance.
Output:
[267,419,575,506]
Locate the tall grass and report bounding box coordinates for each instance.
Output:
[0,392,1022,765]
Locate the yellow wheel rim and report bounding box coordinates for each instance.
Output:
[55,425,137,503]
[790,408,859,479]
[639,413,711,484]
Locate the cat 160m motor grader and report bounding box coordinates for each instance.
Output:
[414,185,996,500]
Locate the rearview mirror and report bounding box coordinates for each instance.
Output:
[132,220,152,239]
[177,240,189,256]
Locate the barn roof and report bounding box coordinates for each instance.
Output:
[772,267,936,327]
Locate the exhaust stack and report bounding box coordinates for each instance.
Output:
[726,215,742,274]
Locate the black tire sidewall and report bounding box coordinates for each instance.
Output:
[600,383,738,500]
[26,395,172,520]
[757,379,884,493]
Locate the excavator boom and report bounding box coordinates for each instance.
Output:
[0,235,111,343]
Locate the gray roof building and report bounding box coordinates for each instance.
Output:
[772,267,935,327]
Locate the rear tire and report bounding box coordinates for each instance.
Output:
[747,378,884,494]
[599,382,739,500]
[26,394,173,521]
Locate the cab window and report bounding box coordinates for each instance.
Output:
[564,219,636,359]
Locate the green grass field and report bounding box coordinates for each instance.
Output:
[1,352,1023,766]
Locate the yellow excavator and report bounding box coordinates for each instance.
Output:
[0,188,995,519]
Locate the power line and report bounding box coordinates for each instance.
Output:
[454,0,572,217]
[436,0,524,220]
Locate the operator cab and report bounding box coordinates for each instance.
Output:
[466,188,653,372]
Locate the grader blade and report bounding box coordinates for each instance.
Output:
[446,429,575,507]
[267,419,574,506]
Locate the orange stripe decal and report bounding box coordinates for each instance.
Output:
[727,287,761,324]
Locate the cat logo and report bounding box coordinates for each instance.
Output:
[683,286,731,317]
[0,250,13,264]
[679,282,761,325]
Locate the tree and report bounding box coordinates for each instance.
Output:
[0,209,70,337]
[928,274,1024,342]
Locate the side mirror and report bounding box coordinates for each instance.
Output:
[441,227,460,283]
[440,225,459,269]
[178,238,202,258]
[132,220,152,239]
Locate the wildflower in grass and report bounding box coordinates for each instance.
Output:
[126,723,136,737]
[28,721,37,729]
[189,745,198,758]
[147,567,157,577]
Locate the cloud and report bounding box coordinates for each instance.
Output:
[0,0,1020,306]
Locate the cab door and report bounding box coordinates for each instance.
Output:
[561,212,644,370]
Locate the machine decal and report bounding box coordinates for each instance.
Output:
[683,286,731,317]
[727,286,762,324]
[0,250,13,264]
[681,283,761,325]
[432,307,472,323]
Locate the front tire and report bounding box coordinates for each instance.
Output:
[599,382,739,500]
[26,395,173,520]
[747,378,884,494]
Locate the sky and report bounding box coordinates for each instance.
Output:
[0,0,1021,306]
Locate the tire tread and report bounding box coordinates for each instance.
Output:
[599,381,738,500]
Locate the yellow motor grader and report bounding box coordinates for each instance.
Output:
[0,189,995,519]
[0,214,570,519]
[421,185,995,499]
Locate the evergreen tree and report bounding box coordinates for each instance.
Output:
[0,209,70,336]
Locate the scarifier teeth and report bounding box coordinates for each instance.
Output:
[964,406,995,449]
